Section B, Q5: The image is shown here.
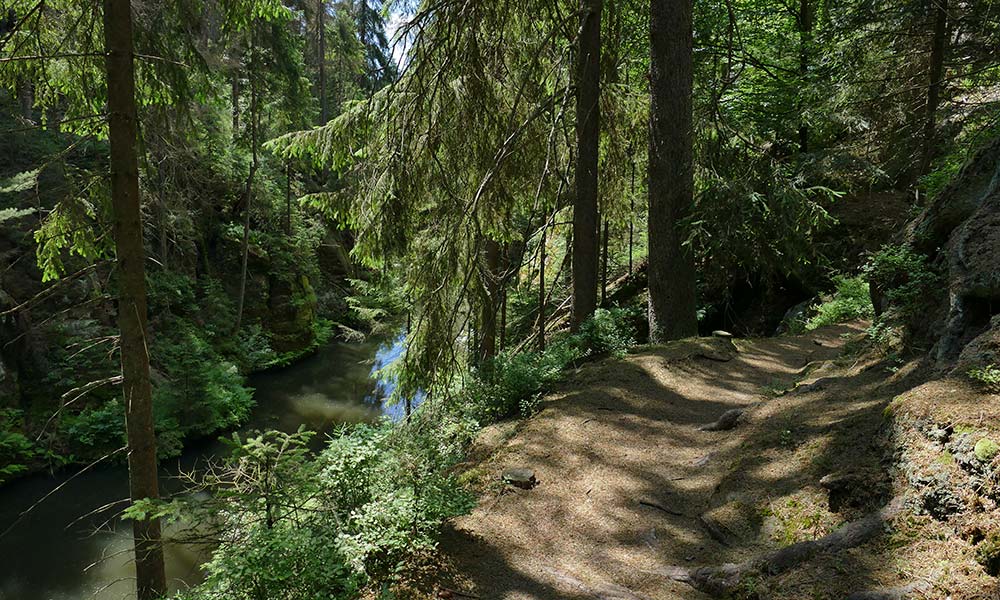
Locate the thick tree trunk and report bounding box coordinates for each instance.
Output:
[572,0,601,332]
[647,0,698,343]
[920,0,948,175]
[101,1,167,598]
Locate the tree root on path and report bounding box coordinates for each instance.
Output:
[541,567,651,600]
[652,497,906,597]
[698,408,745,431]
[844,581,930,600]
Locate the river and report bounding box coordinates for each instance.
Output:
[0,333,407,600]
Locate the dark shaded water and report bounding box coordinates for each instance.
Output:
[0,334,407,600]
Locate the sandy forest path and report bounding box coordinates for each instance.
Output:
[437,323,899,599]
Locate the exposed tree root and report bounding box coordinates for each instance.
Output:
[698,408,745,431]
[844,581,930,600]
[540,567,651,600]
[653,497,906,597]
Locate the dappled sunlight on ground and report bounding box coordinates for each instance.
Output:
[433,322,998,599]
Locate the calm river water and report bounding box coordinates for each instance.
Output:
[0,333,407,600]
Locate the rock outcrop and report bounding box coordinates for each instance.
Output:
[900,137,1000,364]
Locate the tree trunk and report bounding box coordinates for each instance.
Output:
[538,220,547,351]
[920,0,948,175]
[231,71,240,139]
[628,157,635,273]
[17,79,33,120]
[318,0,327,125]
[234,36,259,333]
[479,238,501,363]
[101,1,167,598]
[601,217,609,306]
[647,0,698,343]
[797,0,812,154]
[155,150,169,268]
[572,0,601,332]
[285,161,293,235]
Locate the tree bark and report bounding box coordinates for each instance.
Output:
[231,71,240,139]
[17,78,33,120]
[101,1,167,597]
[234,35,259,333]
[920,0,948,175]
[318,0,327,125]
[601,217,609,306]
[572,0,601,332]
[538,220,547,351]
[285,161,293,235]
[647,0,698,343]
[479,238,501,362]
[797,0,812,154]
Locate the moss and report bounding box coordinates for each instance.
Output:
[975,533,1000,576]
[974,438,999,462]
[456,465,488,488]
[936,450,956,466]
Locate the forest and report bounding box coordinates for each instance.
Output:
[0,0,999,598]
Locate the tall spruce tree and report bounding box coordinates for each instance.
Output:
[101,0,167,596]
[572,0,602,331]
[647,0,698,342]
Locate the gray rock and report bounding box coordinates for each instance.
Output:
[502,467,537,489]
[711,330,734,339]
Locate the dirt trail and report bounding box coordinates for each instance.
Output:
[438,324,900,599]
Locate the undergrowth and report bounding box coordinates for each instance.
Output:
[147,308,638,599]
[805,275,874,331]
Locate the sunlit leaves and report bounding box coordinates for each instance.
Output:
[34,190,110,282]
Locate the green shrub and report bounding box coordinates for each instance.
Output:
[805,275,874,330]
[863,244,940,316]
[63,400,125,452]
[968,364,1000,392]
[159,423,473,599]
[578,307,638,358]
[152,323,254,457]
[466,308,636,420]
[0,409,37,484]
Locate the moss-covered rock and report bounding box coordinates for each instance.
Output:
[267,273,318,353]
[974,437,999,462]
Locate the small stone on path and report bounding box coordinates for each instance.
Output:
[501,467,537,489]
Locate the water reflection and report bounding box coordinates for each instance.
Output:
[0,332,411,600]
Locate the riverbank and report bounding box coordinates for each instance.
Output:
[0,332,401,600]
